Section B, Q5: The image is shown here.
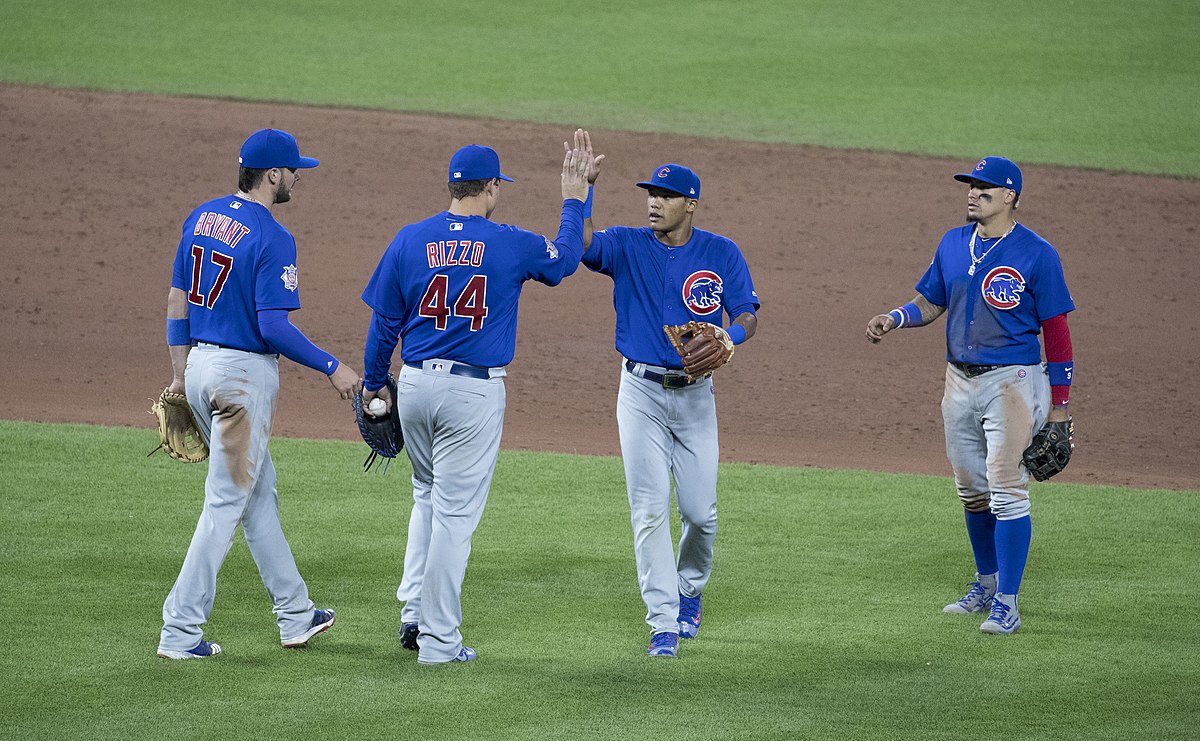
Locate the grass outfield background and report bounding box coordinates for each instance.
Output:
[1,421,1197,739]
[2,1,1197,176]
[4,3,1198,737]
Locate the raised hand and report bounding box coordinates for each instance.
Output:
[573,128,605,184]
[561,131,593,202]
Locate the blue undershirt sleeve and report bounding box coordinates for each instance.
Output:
[542,199,585,285]
[257,309,338,375]
[363,311,403,392]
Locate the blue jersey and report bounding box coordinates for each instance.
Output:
[916,223,1074,365]
[583,226,760,368]
[171,194,301,354]
[362,204,584,368]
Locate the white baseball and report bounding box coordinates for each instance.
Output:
[367,398,387,416]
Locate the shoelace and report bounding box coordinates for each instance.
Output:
[650,633,675,649]
[680,596,701,623]
[987,599,1011,624]
[959,581,988,607]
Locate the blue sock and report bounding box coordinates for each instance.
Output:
[964,509,998,576]
[995,515,1032,595]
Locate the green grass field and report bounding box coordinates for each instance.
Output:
[2,1,1197,176]
[4,2,1198,737]
[1,421,1196,740]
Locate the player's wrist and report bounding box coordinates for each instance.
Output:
[888,302,922,328]
[582,185,594,218]
[726,323,747,345]
[166,317,190,346]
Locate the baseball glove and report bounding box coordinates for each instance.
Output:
[1022,417,1074,481]
[663,321,735,381]
[148,388,208,463]
[353,374,404,473]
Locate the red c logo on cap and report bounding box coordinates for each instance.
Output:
[975,159,987,171]
[657,167,671,178]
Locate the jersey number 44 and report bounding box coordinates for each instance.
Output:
[419,274,488,331]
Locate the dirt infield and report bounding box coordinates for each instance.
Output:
[2,84,1196,490]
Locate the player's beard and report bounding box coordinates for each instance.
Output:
[273,182,292,204]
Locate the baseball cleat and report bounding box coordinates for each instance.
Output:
[418,646,476,665]
[647,631,679,657]
[980,594,1021,635]
[157,640,222,660]
[450,646,477,662]
[399,622,419,651]
[678,592,702,639]
[944,579,996,614]
[282,608,336,647]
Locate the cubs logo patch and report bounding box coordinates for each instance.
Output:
[280,264,299,292]
[682,270,723,315]
[975,159,988,171]
[1017,369,1027,379]
[981,266,1025,310]
[658,166,671,178]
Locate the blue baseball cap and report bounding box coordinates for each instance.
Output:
[637,164,700,199]
[239,128,320,169]
[954,156,1021,192]
[448,144,514,183]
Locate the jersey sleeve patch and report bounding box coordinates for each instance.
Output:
[280,264,299,292]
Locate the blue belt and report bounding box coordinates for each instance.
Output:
[951,361,1009,378]
[625,360,702,390]
[195,341,275,357]
[405,361,491,380]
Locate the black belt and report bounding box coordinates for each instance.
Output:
[625,360,703,389]
[951,361,1009,378]
[405,361,491,380]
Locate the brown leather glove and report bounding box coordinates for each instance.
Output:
[663,321,735,381]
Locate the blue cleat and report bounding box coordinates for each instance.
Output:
[400,622,419,651]
[678,593,702,639]
[282,608,336,647]
[647,631,679,657]
[157,639,222,660]
[980,594,1021,635]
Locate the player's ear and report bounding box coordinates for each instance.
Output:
[687,199,697,213]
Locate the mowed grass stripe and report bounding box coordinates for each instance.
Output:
[1,420,1197,739]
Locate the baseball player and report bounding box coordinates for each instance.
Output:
[578,131,760,657]
[157,128,361,659]
[360,139,593,664]
[865,156,1075,635]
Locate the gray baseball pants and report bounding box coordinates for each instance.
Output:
[617,362,719,635]
[158,345,316,652]
[394,360,506,664]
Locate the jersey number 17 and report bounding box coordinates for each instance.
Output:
[186,245,233,309]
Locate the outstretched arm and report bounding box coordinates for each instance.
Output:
[865,294,945,343]
[258,309,361,399]
[568,128,605,251]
